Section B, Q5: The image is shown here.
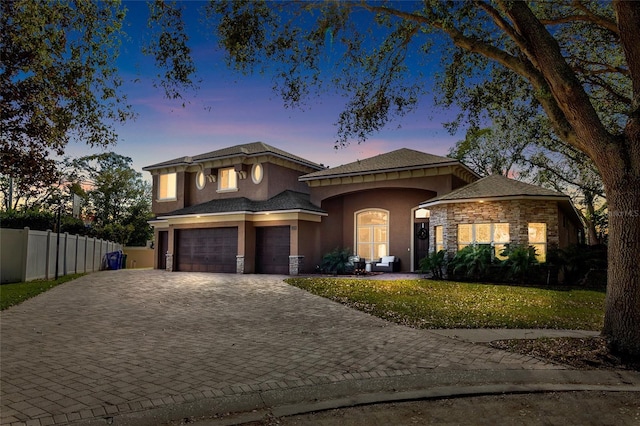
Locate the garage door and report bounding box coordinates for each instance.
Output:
[255,226,290,274]
[176,228,238,273]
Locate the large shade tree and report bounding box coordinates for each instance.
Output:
[0,0,135,181]
[200,0,639,357]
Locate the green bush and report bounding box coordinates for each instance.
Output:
[320,247,355,275]
[548,244,607,286]
[449,244,493,281]
[0,209,55,231]
[500,244,539,283]
[419,250,446,279]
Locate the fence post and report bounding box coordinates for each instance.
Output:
[45,230,52,279]
[20,227,30,283]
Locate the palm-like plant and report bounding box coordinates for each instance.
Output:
[450,244,493,281]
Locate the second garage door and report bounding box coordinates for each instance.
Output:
[175,227,238,273]
[255,226,290,274]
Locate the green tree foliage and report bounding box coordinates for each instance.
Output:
[67,152,152,246]
[203,0,640,358]
[0,0,134,181]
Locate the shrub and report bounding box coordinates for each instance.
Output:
[419,250,446,279]
[449,244,493,281]
[320,247,354,275]
[500,244,538,283]
[0,209,55,231]
[548,244,607,286]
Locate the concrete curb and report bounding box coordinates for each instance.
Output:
[76,370,640,425]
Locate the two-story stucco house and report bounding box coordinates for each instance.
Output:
[143,142,582,275]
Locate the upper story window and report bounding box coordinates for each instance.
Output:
[158,173,177,201]
[218,167,238,192]
[251,163,263,184]
[196,171,206,190]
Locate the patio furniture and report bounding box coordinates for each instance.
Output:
[370,256,400,272]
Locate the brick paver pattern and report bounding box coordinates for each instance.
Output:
[0,270,563,425]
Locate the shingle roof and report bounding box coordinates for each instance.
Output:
[422,174,568,205]
[157,190,326,218]
[143,142,324,171]
[299,148,462,180]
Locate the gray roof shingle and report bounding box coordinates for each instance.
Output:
[144,142,324,171]
[422,174,568,205]
[157,190,325,218]
[299,148,460,180]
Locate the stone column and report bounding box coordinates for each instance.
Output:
[289,255,304,275]
[165,253,173,272]
[236,255,245,274]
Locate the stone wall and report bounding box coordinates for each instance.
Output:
[429,199,560,259]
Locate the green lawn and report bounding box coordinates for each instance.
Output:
[0,274,85,310]
[285,277,605,330]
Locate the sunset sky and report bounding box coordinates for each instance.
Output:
[66,1,463,177]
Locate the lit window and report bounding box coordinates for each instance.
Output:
[457,223,510,258]
[158,173,177,200]
[528,223,547,262]
[434,225,444,252]
[415,208,430,219]
[251,163,263,184]
[218,168,238,191]
[356,210,389,261]
[196,171,206,190]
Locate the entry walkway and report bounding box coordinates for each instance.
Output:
[1,270,638,426]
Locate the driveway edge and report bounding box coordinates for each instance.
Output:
[75,370,640,426]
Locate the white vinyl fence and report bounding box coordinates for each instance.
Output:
[0,227,122,284]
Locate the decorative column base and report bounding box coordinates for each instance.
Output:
[289,255,304,276]
[165,253,173,271]
[236,255,245,274]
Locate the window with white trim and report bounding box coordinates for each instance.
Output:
[158,173,177,200]
[251,163,263,184]
[356,210,389,261]
[434,225,444,252]
[528,223,547,262]
[196,171,206,190]
[218,167,238,191]
[457,223,510,258]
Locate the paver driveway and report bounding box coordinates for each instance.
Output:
[1,270,559,425]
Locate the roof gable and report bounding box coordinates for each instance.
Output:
[143,141,323,172]
[422,174,568,205]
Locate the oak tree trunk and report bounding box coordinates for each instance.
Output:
[599,136,640,358]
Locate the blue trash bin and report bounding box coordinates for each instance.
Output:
[106,251,122,270]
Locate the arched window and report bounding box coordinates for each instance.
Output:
[355,209,389,261]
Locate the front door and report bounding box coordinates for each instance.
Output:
[414,221,429,270]
[157,231,168,270]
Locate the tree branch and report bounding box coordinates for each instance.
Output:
[501,1,614,158]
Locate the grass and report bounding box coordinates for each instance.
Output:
[285,277,605,330]
[0,274,85,310]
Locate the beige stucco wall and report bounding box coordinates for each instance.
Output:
[123,247,154,269]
